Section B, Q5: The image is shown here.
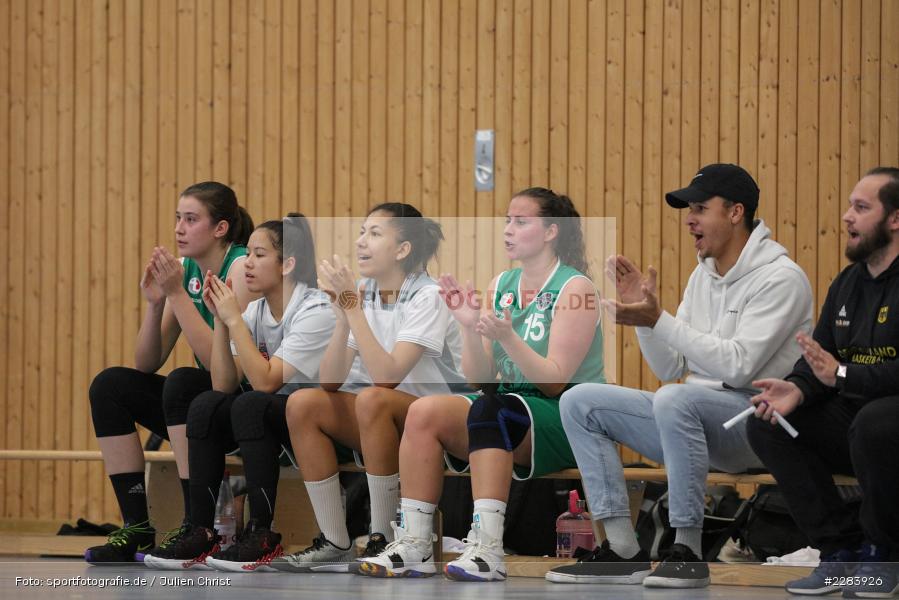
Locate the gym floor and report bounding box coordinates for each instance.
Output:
[1,557,792,599]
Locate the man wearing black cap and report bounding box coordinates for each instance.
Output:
[747,167,899,598]
[548,164,813,588]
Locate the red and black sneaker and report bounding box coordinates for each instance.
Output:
[205,519,284,573]
[142,522,220,571]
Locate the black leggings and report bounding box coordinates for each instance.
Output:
[89,366,213,439]
[186,390,291,529]
[747,395,899,556]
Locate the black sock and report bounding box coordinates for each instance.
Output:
[180,478,192,523]
[110,472,150,527]
[188,435,226,530]
[189,482,219,530]
[247,485,278,529]
[239,436,283,529]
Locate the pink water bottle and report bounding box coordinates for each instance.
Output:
[555,490,595,558]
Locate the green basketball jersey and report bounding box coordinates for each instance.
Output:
[492,261,605,398]
[182,243,247,367]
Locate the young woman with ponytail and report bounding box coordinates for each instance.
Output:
[357,188,605,581]
[141,213,337,572]
[268,203,465,574]
[85,182,256,565]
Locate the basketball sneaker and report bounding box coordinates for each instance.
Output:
[356,522,436,578]
[84,520,155,565]
[444,525,506,582]
[205,519,283,573]
[269,533,355,573]
[142,522,219,571]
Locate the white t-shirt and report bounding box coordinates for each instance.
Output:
[342,271,465,398]
[232,283,336,394]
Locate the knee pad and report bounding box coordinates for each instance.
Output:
[90,367,136,437]
[186,391,233,440]
[467,392,531,452]
[162,367,210,426]
[231,391,279,442]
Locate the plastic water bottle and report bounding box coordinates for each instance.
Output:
[556,490,595,558]
[214,470,237,550]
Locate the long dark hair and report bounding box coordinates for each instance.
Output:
[368,202,444,273]
[255,213,317,288]
[514,187,591,277]
[180,181,254,246]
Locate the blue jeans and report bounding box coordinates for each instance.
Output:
[560,383,763,529]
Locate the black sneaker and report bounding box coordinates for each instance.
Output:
[349,533,388,574]
[142,522,220,571]
[205,519,284,573]
[84,521,156,565]
[643,543,710,588]
[545,540,652,584]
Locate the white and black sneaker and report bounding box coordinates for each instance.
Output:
[444,527,506,582]
[356,523,436,578]
[268,533,355,573]
[642,543,710,588]
[545,540,653,584]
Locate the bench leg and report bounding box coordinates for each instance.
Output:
[145,461,183,533]
[587,480,647,545]
[627,480,647,525]
[433,508,443,565]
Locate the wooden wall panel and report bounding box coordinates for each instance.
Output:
[1,0,897,525]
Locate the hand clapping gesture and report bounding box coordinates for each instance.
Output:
[438,274,482,330]
[149,247,186,297]
[319,255,361,320]
[796,332,839,388]
[203,275,241,328]
[475,309,515,343]
[140,255,166,307]
[601,255,662,328]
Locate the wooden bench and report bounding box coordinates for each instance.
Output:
[0,449,859,586]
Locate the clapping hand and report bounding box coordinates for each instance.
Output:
[601,261,662,328]
[797,332,838,388]
[149,247,185,297]
[475,309,515,343]
[438,274,482,330]
[204,275,241,328]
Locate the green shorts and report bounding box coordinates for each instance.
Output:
[444,392,576,480]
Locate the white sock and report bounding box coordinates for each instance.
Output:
[473,498,506,541]
[399,498,436,541]
[601,516,641,559]
[366,473,400,541]
[304,473,350,549]
[674,527,703,558]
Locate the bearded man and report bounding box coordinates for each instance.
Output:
[748,167,899,598]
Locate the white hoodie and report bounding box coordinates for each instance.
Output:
[635,220,813,390]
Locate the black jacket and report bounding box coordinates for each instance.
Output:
[786,254,899,405]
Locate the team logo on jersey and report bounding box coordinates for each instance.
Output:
[499,292,515,309]
[188,277,202,295]
[535,292,554,311]
[258,343,270,361]
[838,305,847,317]
[878,306,889,324]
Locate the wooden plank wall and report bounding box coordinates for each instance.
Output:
[0,0,897,525]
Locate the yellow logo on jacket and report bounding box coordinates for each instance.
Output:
[878,306,889,324]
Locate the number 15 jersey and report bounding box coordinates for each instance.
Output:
[491,261,605,398]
